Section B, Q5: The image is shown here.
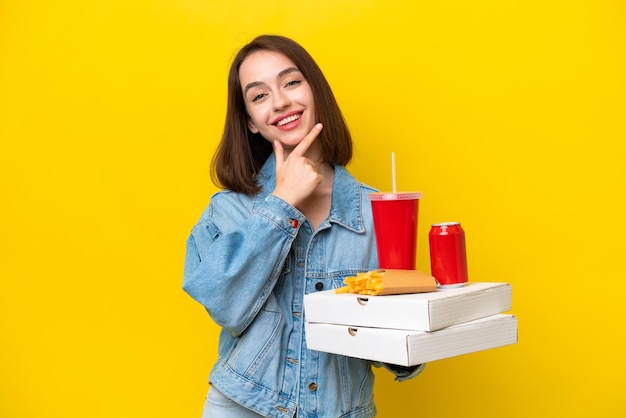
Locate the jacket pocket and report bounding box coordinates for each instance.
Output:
[227,307,285,383]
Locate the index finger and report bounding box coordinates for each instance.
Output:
[291,123,323,157]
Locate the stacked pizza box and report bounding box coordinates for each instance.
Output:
[303,280,517,366]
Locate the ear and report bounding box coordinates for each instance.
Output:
[247,119,259,134]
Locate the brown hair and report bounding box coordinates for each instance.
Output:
[210,34,353,195]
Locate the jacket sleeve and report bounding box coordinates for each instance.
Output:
[183,193,306,337]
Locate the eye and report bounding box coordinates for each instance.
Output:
[251,93,266,102]
[285,79,302,88]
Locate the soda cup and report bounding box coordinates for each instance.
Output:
[368,192,422,270]
[429,222,468,288]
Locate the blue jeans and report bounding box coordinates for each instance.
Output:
[202,385,266,418]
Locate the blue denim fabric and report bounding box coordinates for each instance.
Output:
[203,385,266,418]
[184,156,398,418]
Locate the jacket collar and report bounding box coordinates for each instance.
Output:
[256,155,366,233]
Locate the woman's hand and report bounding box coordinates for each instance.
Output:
[272,123,323,208]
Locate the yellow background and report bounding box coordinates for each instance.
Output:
[2,1,625,417]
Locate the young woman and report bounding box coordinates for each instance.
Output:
[183,34,424,418]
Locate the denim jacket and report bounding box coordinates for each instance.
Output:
[183,156,423,418]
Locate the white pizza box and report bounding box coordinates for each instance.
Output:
[304,281,512,331]
[305,314,517,366]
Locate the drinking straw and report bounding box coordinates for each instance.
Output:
[391,152,397,194]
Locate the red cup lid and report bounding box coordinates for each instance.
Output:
[367,192,422,201]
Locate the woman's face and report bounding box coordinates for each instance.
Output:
[239,50,316,152]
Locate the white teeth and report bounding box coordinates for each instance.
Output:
[276,114,300,127]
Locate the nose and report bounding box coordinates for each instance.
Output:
[272,89,291,111]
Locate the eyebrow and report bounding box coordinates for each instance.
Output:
[243,67,302,95]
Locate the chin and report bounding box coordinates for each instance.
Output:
[280,135,307,148]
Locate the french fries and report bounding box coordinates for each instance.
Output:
[336,269,385,295]
[336,269,438,295]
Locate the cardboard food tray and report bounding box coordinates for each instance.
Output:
[305,314,518,366]
[304,281,512,331]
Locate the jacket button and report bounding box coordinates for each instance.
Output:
[308,382,317,391]
[315,282,324,291]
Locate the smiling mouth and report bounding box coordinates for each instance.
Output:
[275,113,301,127]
